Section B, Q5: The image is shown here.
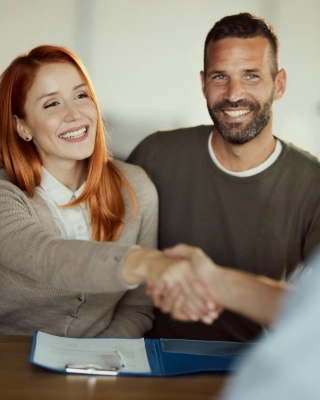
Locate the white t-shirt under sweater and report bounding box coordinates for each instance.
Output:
[208,132,282,177]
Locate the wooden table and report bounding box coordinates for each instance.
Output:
[0,335,228,400]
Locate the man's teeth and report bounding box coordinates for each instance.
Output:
[224,110,250,117]
[59,127,87,139]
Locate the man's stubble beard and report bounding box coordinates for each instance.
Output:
[207,89,275,145]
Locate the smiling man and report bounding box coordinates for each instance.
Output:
[127,13,320,342]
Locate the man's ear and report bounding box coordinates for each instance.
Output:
[13,116,32,141]
[200,70,207,99]
[273,68,287,101]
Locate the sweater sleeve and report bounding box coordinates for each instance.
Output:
[0,173,135,294]
[97,162,158,337]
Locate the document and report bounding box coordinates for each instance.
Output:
[32,331,151,374]
[30,331,251,376]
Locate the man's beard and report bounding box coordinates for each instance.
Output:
[207,90,275,145]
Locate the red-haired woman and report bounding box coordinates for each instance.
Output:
[0,45,169,338]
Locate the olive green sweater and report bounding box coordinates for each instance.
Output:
[128,125,320,341]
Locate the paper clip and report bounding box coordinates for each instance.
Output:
[65,363,120,376]
[65,351,126,376]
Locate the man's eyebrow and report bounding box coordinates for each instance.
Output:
[243,68,261,73]
[36,83,87,102]
[206,70,225,77]
[206,68,262,76]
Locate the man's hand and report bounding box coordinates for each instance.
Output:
[146,244,223,324]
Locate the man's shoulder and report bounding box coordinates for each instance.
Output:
[127,125,213,167]
[281,140,320,172]
[150,124,213,142]
[134,125,212,148]
[0,168,10,181]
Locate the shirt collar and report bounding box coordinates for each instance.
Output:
[40,167,87,209]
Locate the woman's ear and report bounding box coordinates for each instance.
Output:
[13,116,32,142]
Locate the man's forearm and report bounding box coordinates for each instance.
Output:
[211,267,293,326]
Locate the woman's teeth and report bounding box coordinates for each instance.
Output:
[59,127,87,139]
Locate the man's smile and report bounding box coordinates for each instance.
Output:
[223,109,251,118]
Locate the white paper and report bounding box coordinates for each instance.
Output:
[33,331,151,374]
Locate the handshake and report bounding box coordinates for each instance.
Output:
[123,244,291,327]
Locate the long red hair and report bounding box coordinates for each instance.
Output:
[0,45,136,242]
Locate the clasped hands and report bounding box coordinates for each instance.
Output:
[123,243,289,327]
[145,245,223,325]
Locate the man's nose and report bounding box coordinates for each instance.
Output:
[224,79,246,103]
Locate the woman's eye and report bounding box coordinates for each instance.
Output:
[76,93,89,99]
[44,101,59,109]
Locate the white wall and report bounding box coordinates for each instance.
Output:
[272,0,320,155]
[1,0,319,159]
[0,0,77,70]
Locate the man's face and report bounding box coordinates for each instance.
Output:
[201,37,284,144]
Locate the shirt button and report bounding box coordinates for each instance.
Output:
[70,313,75,318]
[78,225,83,230]
[78,297,83,302]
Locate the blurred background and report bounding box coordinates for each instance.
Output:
[1,0,319,160]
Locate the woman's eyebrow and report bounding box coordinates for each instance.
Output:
[36,83,87,102]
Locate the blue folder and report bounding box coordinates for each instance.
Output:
[143,338,251,376]
[30,331,251,376]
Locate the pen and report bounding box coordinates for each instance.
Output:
[115,350,126,368]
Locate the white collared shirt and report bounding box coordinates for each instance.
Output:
[36,167,91,240]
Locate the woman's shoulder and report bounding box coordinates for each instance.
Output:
[111,159,158,204]
[111,159,154,188]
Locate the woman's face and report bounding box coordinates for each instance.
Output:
[16,62,97,175]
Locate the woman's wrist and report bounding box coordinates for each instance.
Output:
[121,248,146,285]
[121,248,163,286]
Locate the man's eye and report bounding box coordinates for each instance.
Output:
[44,101,59,109]
[213,75,225,80]
[245,74,258,80]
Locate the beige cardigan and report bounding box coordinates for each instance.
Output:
[0,160,158,337]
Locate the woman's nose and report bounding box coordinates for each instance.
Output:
[64,102,81,122]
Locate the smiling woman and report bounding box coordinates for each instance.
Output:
[0,45,185,338]
[14,62,98,189]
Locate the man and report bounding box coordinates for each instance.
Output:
[127,13,320,341]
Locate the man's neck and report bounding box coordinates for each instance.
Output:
[211,128,277,172]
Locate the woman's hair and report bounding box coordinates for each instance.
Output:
[0,45,136,242]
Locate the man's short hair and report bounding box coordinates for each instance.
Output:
[204,12,279,79]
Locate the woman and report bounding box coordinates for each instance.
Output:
[0,44,167,338]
